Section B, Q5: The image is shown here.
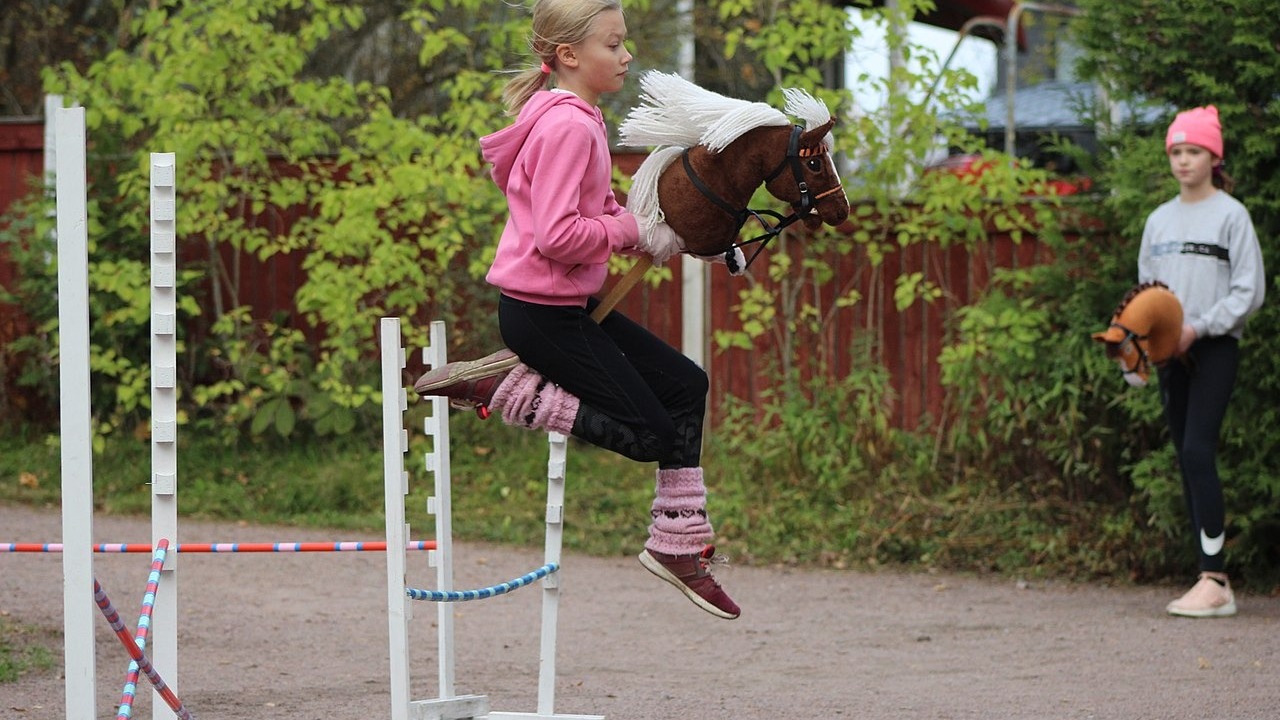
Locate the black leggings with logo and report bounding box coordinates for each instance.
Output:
[1157,335,1239,573]
[498,294,707,469]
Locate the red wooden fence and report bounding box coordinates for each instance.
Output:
[0,120,1058,429]
[604,217,1053,428]
[0,119,43,296]
[0,118,44,415]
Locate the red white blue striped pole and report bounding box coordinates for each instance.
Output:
[116,540,169,719]
[2,540,434,553]
[93,575,194,720]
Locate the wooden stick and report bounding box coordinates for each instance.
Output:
[589,255,653,323]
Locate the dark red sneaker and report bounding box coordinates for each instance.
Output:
[413,348,519,412]
[639,545,740,620]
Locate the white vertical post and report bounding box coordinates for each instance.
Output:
[149,152,180,720]
[680,259,707,370]
[55,105,96,720]
[537,432,569,715]
[382,318,412,720]
[408,320,491,720]
[676,0,708,375]
[44,95,62,186]
[422,321,456,698]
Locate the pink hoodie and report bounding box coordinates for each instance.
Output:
[482,90,639,307]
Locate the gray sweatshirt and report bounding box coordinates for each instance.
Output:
[1138,190,1265,339]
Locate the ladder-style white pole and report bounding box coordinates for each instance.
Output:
[537,432,569,714]
[149,151,180,720]
[422,321,457,698]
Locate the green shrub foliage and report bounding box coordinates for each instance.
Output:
[13,0,517,441]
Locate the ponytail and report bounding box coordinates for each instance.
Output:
[502,65,551,116]
[1213,165,1235,194]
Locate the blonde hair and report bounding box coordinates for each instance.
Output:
[501,0,623,115]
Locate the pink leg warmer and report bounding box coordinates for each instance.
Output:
[489,364,579,435]
[645,467,714,555]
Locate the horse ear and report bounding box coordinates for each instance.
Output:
[800,118,836,147]
[1092,327,1122,344]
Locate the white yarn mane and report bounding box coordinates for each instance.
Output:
[620,71,835,229]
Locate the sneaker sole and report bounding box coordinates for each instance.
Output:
[1167,599,1238,618]
[413,352,519,402]
[638,550,738,620]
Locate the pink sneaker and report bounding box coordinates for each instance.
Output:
[1166,572,1237,618]
[639,545,740,620]
[413,348,519,415]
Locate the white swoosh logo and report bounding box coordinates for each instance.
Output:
[1200,530,1225,556]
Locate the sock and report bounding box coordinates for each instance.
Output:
[490,364,579,435]
[645,466,714,555]
[1202,572,1228,587]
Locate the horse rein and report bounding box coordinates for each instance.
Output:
[679,124,845,270]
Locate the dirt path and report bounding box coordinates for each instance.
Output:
[2,502,1278,719]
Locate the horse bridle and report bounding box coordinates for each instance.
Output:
[1107,322,1151,376]
[679,124,845,269]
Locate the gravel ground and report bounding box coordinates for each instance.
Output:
[2,502,1278,720]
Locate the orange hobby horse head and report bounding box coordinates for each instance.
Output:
[1092,281,1184,387]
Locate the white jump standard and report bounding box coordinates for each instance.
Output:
[382,319,604,720]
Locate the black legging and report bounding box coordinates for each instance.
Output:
[1157,335,1239,573]
[498,293,707,469]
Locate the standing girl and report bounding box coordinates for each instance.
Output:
[415,0,739,619]
[1139,105,1265,617]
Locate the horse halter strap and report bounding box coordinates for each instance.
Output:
[764,124,816,214]
[681,150,752,230]
[1109,322,1152,375]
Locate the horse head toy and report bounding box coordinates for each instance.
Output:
[419,73,851,411]
[619,71,850,266]
[1092,281,1184,387]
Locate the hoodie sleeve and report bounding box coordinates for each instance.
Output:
[524,116,638,264]
[1193,204,1265,338]
[1137,213,1157,284]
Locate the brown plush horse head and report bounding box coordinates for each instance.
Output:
[1092,281,1184,387]
[620,72,850,259]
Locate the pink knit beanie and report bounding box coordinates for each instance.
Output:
[1165,105,1223,160]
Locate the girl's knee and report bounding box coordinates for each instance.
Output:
[686,364,709,397]
[1179,442,1218,478]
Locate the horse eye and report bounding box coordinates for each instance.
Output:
[806,158,824,172]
